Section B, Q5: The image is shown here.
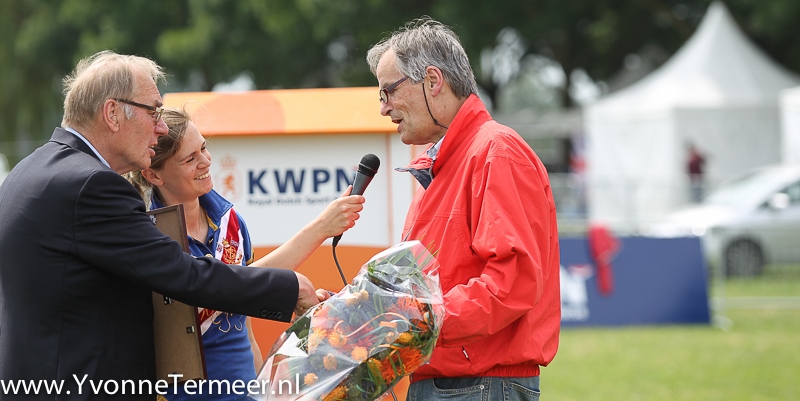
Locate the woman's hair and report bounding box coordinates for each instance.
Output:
[62,50,165,129]
[125,107,193,208]
[366,16,478,98]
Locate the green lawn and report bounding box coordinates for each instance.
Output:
[711,263,800,297]
[545,269,800,401]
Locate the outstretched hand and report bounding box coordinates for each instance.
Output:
[249,188,365,271]
[312,186,365,238]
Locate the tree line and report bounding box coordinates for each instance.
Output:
[2,0,798,164]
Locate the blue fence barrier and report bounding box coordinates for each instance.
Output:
[560,236,710,326]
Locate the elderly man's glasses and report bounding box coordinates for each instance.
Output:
[115,98,164,122]
[379,76,409,103]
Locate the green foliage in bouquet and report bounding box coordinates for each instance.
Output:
[255,241,444,401]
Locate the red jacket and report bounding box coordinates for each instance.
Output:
[403,95,560,381]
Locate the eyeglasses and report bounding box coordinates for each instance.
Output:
[379,76,409,104]
[115,98,164,123]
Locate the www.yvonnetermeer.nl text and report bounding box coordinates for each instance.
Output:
[1,373,303,396]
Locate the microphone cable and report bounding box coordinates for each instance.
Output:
[331,239,347,286]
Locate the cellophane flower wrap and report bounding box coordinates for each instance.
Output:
[253,241,444,401]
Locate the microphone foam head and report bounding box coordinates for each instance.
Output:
[358,153,380,176]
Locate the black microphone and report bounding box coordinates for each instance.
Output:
[332,154,380,247]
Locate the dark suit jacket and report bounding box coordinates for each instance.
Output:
[0,128,297,400]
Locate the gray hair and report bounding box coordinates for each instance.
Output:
[366,17,478,99]
[61,50,165,128]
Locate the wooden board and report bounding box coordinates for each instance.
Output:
[148,204,207,382]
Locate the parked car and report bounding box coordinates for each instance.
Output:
[0,153,8,186]
[647,164,800,277]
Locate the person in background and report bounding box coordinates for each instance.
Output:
[366,17,561,401]
[126,107,364,401]
[687,142,707,202]
[0,50,321,400]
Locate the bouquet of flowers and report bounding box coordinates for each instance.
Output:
[253,241,444,401]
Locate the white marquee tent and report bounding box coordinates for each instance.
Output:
[780,86,800,164]
[584,1,800,230]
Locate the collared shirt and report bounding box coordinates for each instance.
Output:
[395,135,447,190]
[428,134,446,161]
[63,127,111,168]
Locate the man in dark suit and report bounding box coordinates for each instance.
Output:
[0,51,322,399]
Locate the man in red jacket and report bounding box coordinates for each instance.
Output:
[367,17,561,401]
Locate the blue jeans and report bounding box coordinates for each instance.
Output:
[407,376,540,401]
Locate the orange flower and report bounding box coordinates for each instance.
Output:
[379,355,399,383]
[394,297,422,318]
[351,346,368,362]
[397,347,425,372]
[322,386,347,401]
[308,328,327,352]
[303,373,318,386]
[328,330,348,348]
[323,353,338,371]
[367,357,383,381]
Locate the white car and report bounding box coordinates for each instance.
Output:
[0,153,8,186]
[648,164,800,277]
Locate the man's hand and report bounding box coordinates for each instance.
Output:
[316,288,334,303]
[294,271,318,315]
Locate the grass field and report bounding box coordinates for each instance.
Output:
[544,267,800,401]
